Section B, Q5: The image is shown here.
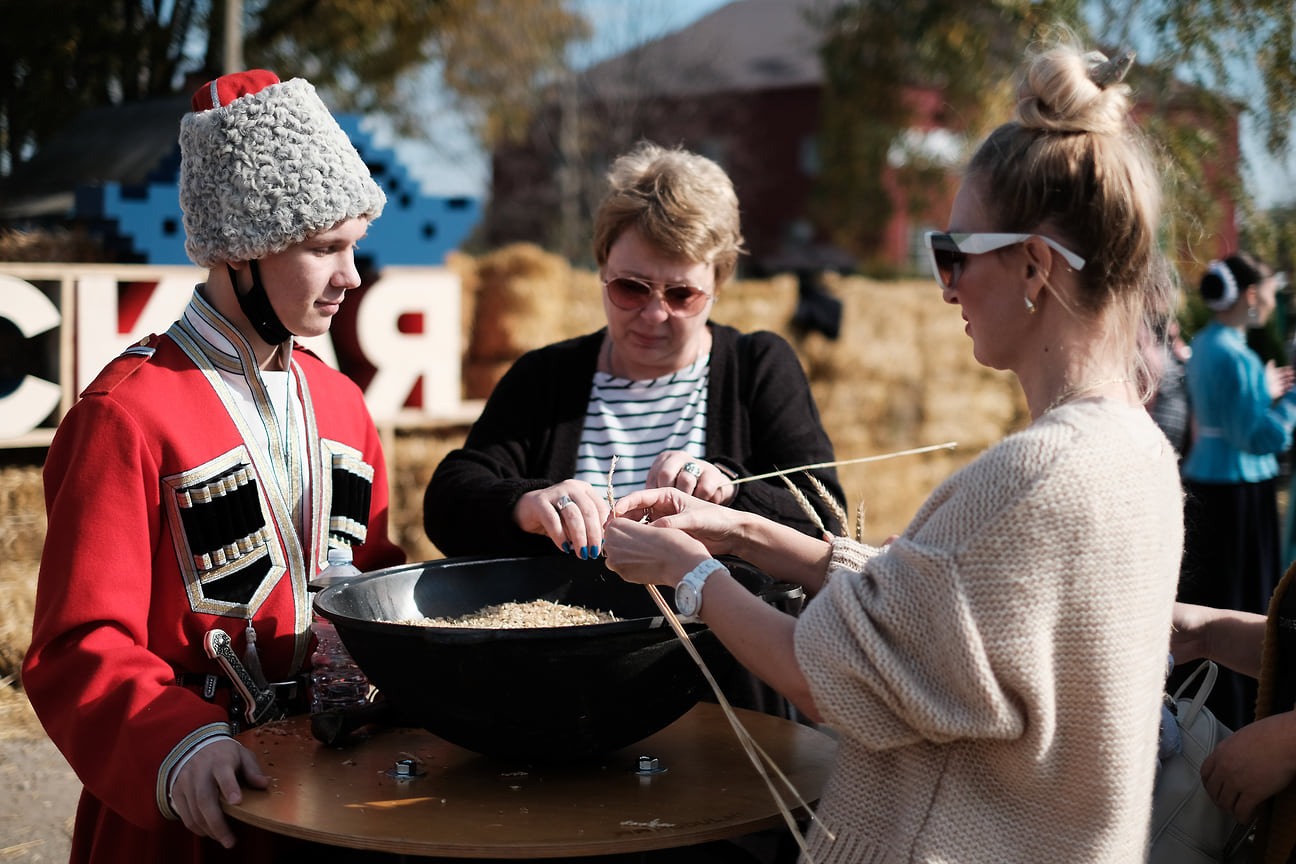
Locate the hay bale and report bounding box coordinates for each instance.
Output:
[0,564,38,682]
[0,679,44,739]
[775,276,1027,543]
[0,466,45,681]
[469,244,573,362]
[712,275,799,334]
[0,226,111,263]
[391,427,470,561]
[444,249,480,367]
[462,359,516,401]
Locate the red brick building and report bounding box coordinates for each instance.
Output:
[484,0,1239,277]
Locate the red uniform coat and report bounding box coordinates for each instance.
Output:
[22,295,405,863]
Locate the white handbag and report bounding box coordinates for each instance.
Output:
[1149,660,1253,863]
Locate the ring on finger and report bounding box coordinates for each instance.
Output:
[554,494,575,512]
[682,461,702,478]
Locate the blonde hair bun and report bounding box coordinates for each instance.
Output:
[1015,44,1133,137]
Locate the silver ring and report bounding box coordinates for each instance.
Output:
[554,494,575,512]
[682,462,702,478]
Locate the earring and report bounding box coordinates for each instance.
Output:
[1247,304,1259,325]
[1025,296,1037,314]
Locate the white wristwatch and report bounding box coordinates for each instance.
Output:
[674,559,728,618]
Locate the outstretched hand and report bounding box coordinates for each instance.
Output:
[170,737,269,848]
[1266,360,1295,400]
[514,480,611,559]
[602,513,710,587]
[1201,711,1296,823]
[610,487,745,556]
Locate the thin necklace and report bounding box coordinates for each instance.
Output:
[1044,377,1131,414]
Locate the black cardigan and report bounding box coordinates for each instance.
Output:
[424,322,843,557]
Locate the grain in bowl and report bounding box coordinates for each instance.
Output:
[393,599,619,629]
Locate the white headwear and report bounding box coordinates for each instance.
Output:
[1204,260,1239,311]
[178,70,386,268]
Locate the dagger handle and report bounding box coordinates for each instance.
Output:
[203,629,281,726]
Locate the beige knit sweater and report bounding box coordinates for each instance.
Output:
[794,399,1184,863]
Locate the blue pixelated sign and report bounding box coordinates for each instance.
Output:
[74,115,480,270]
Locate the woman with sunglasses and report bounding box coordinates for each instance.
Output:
[423,140,841,565]
[603,37,1183,862]
[1177,252,1296,731]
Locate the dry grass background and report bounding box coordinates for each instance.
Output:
[0,243,1027,736]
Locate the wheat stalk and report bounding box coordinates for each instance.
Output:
[606,456,824,858]
[780,474,827,535]
[804,472,849,537]
[721,442,958,486]
[744,443,956,541]
[643,584,827,858]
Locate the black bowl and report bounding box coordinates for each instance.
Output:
[312,554,795,761]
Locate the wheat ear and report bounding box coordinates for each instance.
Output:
[604,454,619,510]
[854,500,866,543]
[780,475,826,535]
[803,472,848,537]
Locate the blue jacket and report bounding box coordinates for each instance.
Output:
[1181,321,1296,483]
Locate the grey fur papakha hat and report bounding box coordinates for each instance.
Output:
[178,70,386,269]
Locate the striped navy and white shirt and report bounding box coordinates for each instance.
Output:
[574,352,710,499]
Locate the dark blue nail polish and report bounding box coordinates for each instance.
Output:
[562,542,572,553]
[578,546,588,560]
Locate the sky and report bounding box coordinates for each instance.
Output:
[378,0,1295,210]
[369,0,733,199]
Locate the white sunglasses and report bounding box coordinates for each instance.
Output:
[924,232,1086,290]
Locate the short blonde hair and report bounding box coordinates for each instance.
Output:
[591,141,746,286]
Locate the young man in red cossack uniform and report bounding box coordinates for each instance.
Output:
[22,70,406,863]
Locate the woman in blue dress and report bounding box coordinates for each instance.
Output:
[1180,251,1296,730]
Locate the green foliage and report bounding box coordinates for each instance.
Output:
[433,0,589,147]
[812,0,1296,272]
[1241,203,1296,278]
[246,0,588,147]
[0,0,198,174]
[1137,0,1296,157]
[0,0,587,177]
[809,0,1082,263]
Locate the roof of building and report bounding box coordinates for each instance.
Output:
[578,0,835,100]
[0,95,191,218]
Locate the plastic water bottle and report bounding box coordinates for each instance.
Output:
[310,546,370,713]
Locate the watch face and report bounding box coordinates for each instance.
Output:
[676,582,699,617]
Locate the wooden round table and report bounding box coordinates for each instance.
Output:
[223,703,837,859]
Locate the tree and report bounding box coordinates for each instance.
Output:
[0,0,198,174]
[810,0,1080,270]
[812,0,1296,279]
[0,0,587,178]
[1094,0,1296,280]
[483,1,753,263]
[246,0,588,146]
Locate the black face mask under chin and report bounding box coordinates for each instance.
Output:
[228,260,292,346]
